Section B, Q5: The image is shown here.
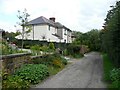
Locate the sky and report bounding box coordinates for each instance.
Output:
[0,0,117,33]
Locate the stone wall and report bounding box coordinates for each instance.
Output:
[1,53,31,74]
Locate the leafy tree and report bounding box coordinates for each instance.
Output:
[102,1,120,67]
[73,29,101,51]
[16,9,31,49]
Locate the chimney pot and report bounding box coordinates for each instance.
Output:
[49,17,55,22]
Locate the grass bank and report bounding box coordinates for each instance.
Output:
[102,53,119,89]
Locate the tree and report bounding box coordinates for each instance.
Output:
[102,1,120,67]
[72,29,101,51]
[16,9,31,49]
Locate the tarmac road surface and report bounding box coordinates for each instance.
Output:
[33,52,106,88]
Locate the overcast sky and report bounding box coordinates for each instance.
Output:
[0,0,116,33]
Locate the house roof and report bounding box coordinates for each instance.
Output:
[54,22,64,28]
[28,16,72,31]
[28,16,55,26]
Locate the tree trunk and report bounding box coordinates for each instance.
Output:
[21,25,25,50]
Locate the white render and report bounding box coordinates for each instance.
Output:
[15,16,72,43]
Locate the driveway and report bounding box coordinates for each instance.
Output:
[32,52,106,88]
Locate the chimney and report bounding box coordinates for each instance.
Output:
[49,17,55,22]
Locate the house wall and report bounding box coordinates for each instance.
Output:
[67,30,72,43]
[33,24,48,40]
[46,25,59,42]
[57,28,63,40]
[62,28,67,43]
[15,24,72,43]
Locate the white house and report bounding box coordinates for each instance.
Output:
[16,16,72,43]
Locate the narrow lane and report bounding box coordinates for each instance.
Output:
[34,52,106,88]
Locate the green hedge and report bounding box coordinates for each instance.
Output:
[15,39,70,50]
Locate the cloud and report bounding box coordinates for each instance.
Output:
[0,0,116,33]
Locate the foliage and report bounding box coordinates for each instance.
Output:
[66,44,83,58]
[48,42,55,51]
[30,45,40,55]
[103,54,114,81]
[63,49,68,56]
[14,64,49,84]
[102,1,120,67]
[73,29,101,51]
[102,53,120,89]
[32,53,67,67]
[110,68,120,88]
[0,39,24,55]
[40,45,49,53]
[47,66,64,75]
[52,59,63,68]
[16,9,31,49]
[67,45,80,55]
[2,31,17,43]
[2,75,29,89]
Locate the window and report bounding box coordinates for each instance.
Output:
[64,29,67,35]
[64,39,66,43]
[48,25,50,30]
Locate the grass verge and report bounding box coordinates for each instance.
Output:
[102,53,120,89]
[102,53,114,82]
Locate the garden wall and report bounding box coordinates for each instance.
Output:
[1,53,31,74]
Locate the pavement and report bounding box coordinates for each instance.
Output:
[31,52,106,88]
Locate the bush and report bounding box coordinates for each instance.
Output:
[66,44,83,58]
[14,64,49,84]
[110,68,120,88]
[2,75,29,89]
[73,54,84,58]
[103,54,114,81]
[49,42,55,51]
[67,45,81,55]
[32,53,67,67]
[30,45,40,55]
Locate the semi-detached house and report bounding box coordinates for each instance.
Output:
[16,16,72,43]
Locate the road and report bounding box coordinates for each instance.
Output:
[33,52,106,88]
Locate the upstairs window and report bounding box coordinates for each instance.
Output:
[49,25,50,31]
[64,29,67,35]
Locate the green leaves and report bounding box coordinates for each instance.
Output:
[15,64,49,84]
[102,1,120,67]
[110,68,120,88]
[2,75,30,89]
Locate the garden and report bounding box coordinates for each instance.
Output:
[1,34,89,89]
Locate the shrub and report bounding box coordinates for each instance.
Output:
[52,59,63,68]
[73,54,84,58]
[66,44,83,58]
[49,42,55,51]
[110,68,120,88]
[63,49,68,56]
[14,64,49,84]
[2,75,29,89]
[67,45,81,55]
[30,45,40,55]
[32,53,67,66]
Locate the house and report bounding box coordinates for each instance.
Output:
[15,16,72,43]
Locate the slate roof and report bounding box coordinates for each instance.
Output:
[28,16,55,26]
[28,16,71,31]
[55,22,64,28]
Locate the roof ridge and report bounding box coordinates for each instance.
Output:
[41,16,48,22]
